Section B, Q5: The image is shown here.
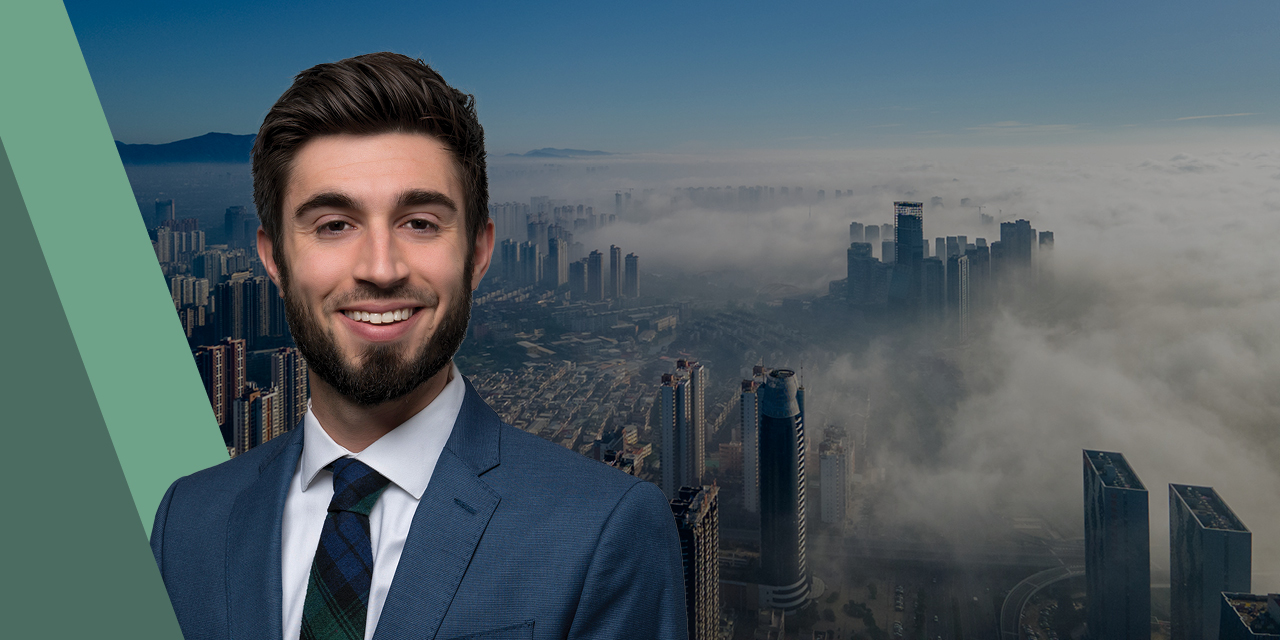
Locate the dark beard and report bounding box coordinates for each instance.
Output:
[281,264,472,407]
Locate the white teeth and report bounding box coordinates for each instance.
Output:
[344,307,416,325]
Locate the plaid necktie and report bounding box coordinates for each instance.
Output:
[300,458,392,640]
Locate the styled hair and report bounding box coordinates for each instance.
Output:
[252,52,488,272]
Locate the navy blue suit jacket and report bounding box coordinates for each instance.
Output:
[150,377,689,640]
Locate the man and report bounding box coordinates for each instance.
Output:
[150,53,688,640]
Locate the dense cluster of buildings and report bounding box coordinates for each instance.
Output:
[837,201,1054,338]
[1081,450,1274,640]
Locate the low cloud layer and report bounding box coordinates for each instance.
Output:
[492,138,1280,588]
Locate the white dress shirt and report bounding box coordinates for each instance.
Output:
[281,364,465,640]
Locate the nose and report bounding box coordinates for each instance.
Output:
[350,223,410,289]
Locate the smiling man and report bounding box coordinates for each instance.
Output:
[149,53,688,640]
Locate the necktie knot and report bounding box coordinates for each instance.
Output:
[327,458,391,516]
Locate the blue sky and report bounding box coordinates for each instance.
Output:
[66,0,1279,152]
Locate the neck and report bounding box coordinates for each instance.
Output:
[307,361,454,452]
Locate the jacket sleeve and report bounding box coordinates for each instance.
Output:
[568,480,689,640]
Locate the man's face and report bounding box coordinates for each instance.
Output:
[259,132,492,406]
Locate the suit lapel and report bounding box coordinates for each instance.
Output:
[226,426,304,640]
[373,377,503,640]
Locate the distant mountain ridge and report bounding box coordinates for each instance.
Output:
[115,135,613,164]
[505,148,612,158]
[116,132,255,164]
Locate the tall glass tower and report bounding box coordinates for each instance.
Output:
[759,369,810,612]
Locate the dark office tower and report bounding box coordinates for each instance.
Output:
[999,219,1035,288]
[624,253,639,298]
[1084,450,1150,640]
[268,278,287,338]
[864,224,880,249]
[586,250,604,302]
[935,237,946,261]
[671,486,720,640]
[758,369,810,612]
[1171,485,1251,640]
[543,238,569,289]
[1219,593,1280,639]
[922,257,945,323]
[608,245,622,299]
[967,244,991,311]
[849,221,864,243]
[881,240,895,264]
[569,259,587,298]
[952,255,970,341]
[270,347,309,433]
[1039,231,1054,249]
[946,236,959,258]
[154,199,175,228]
[892,201,925,314]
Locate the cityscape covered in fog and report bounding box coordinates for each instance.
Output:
[130,137,1280,639]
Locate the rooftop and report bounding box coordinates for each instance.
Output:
[1223,593,1280,637]
[1084,450,1146,491]
[1173,484,1249,533]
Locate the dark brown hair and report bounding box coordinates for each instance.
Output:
[252,52,488,273]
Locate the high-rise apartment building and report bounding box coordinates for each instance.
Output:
[819,438,847,526]
[1171,484,1251,640]
[671,486,720,640]
[849,221,864,243]
[586,250,604,302]
[759,369,810,612]
[624,253,639,298]
[659,360,706,499]
[271,347,309,434]
[1084,450,1150,640]
[740,366,768,512]
[608,245,622,299]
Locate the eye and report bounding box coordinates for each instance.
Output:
[317,220,352,235]
[405,218,439,232]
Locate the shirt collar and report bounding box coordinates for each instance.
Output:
[299,363,465,500]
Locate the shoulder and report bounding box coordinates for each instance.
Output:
[165,429,298,507]
[494,422,645,497]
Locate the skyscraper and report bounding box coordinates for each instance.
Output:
[544,238,569,289]
[586,250,604,302]
[740,374,762,513]
[759,369,810,612]
[271,347,309,434]
[608,245,622,299]
[849,221,864,243]
[1084,450,1150,640]
[891,201,925,315]
[1219,593,1280,639]
[154,198,175,228]
[671,485,720,640]
[624,253,639,298]
[1171,484,1251,640]
[659,360,706,499]
[819,438,847,526]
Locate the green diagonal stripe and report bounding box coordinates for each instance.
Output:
[0,135,185,636]
[0,0,227,535]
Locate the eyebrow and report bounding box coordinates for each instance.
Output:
[292,189,458,219]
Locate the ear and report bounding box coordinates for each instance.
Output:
[257,226,284,292]
[470,219,496,290]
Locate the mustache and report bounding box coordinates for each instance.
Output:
[323,283,441,311]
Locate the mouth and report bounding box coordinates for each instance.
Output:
[341,307,419,325]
